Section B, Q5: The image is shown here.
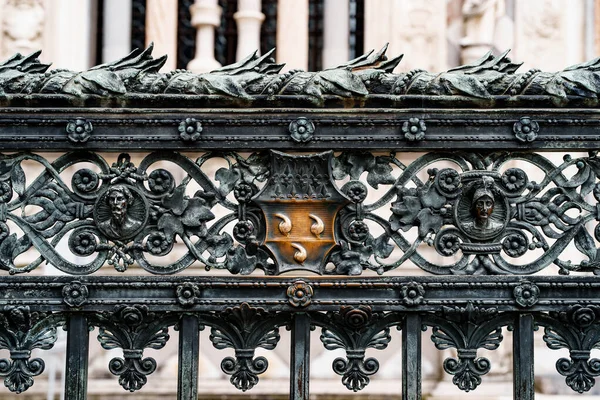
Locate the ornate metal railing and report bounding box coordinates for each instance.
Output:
[1,44,600,399]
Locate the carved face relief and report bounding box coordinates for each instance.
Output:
[94,185,148,240]
[474,194,494,223]
[108,188,129,221]
[456,176,508,241]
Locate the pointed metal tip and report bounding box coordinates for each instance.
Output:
[26,50,43,59]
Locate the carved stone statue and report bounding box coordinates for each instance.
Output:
[460,0,509,64]
[1,0,44,59]
[96,185,145,239]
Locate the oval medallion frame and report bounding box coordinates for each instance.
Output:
[94,184,149,240]
[455,174,509,241]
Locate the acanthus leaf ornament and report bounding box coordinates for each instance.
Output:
[0,307,63,394]
[92,305,175,392]
[538,305,600,393]
[424,303,511,392]
[7,45,600,106]
[313,308,400,392]
[203,303,286,391]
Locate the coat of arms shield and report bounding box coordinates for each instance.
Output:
[253,150,350,274]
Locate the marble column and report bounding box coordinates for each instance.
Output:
[102,0,132,62]
[234,0,264,61]
[322,0,349,68]
[146,0,178,71]
[276,0,308,71]
[187,0,222,73]
[1,0,45,59]
[42,0,94,70]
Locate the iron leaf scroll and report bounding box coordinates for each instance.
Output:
[5,45,600,107]
[0,150,599,276]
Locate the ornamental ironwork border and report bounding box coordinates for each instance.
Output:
[0,46,600,399]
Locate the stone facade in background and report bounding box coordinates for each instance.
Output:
[0,1,597,399]
[365,0,447,72]
[0,0,595,73]
[0,0,44,59]
[515,0,585,71]
[145,0,178,71]
[460,0,513,64]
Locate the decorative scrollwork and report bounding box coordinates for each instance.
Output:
[328,150,600,276]
[202,303,287,391]
[1,150,600,277]
[538,305,600,393]
[92,305,176,392]
[313,307,401,391]
[0,151,273,275]
[423,303,511,392]
[0,307,63,393]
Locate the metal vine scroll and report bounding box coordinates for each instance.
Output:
[0,150,599,276]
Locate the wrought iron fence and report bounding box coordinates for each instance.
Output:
[0,44,600,399]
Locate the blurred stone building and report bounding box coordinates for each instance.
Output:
[0,0,599,399]
[1,0,597,74]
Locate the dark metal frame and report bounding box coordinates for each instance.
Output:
[1,45,600,399]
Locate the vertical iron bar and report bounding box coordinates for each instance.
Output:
[177,314,200,400]
[513,313,535,400]
[290,312,310,400]
[402,313,422,400]
[64,314,89,400]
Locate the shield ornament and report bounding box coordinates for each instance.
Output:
[253,151,350,274]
